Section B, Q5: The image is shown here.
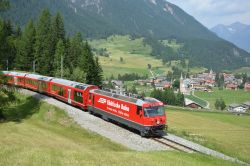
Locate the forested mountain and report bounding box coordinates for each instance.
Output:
[1,0,216,39]
[211,22,250,53]
[1,0,250,71]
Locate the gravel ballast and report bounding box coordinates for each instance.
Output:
[21,89,170,151]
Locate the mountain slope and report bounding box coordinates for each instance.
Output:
[2,0,217,39]
[211,22,250,53]
[1,0,250,71]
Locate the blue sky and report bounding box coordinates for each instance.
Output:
[167,0,250,28]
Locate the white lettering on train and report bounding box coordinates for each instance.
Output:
[99,98,130,112]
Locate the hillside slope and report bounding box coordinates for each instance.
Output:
[0,94,238,166]
[3,0,217,39]
[2,0,250,71]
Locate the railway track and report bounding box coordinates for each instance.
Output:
[152,136,197,153]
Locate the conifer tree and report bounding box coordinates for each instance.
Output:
[0,0,9,11]
[176,92,184,106]
[93,56,103,87]
[64,37,71,69]
[0,20,15,70]
[68,32,83,73]
[50,12,65,72]
[81,41,94,84]
[53,39,65,77]
[15,19,36,71]
[51,12,65,43]
[34,9,53,75]
[0,71,16,119]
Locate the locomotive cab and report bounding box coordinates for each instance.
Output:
[140,99,167,137]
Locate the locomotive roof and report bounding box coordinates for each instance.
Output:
[25,73,53,81]
[2,71,10,74]
[91,89,162,106]
[8,71,27,77]
[91,89,144,105]
[51,78,89,90]
[143,97,161,103]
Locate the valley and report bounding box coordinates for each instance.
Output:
[90,35,206,78]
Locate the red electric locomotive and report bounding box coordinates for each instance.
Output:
[88,89,166,136]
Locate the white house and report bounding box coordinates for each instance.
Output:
[228,104,247,113]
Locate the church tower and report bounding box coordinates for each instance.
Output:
[179,73,185,93]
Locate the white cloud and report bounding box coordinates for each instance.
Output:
[167,0,250,28]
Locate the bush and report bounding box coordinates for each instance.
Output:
[214,98,226,110]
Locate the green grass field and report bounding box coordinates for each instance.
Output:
[166,107,250,163]
[124,81,153,96]
[233,67,250,75]
[90,35,206,78]
[0,94,240,166]
[195,89,250,110]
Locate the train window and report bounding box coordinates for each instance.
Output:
[137,106,142,115]
[7,76,13,81]
[52,84,63,96]
[33,80,38,86]
[74,91,83,103]
[58,88,64,96]
[18,78,23,82]
[92,95,94,105]
[41,82,47,89]
[52,84,57,91]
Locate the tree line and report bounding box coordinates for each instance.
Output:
[117,73,148,81]
[0,0,16,119]
[0,9,103,86]
[150,88,184,106]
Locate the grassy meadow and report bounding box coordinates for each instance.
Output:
[195,88,250,110]
[0,94,241,166]
[233,67,250,75]
[90,35,206,78]
[166,107,250,163]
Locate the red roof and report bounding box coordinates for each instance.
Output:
[245,83,250,89]
[226,83,237,88]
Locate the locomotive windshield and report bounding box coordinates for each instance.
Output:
[144,106,165,117]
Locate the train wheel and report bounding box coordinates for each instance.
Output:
[102,115,109,122]
[140,131,146,137]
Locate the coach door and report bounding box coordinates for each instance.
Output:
[137,106,144,124]
[14,77,18,85]
[38,81,42,93]
[68,89,72,104]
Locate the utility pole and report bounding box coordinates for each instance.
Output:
[6,59,8,71]
[33,60,36,73]
[61,55,63,78]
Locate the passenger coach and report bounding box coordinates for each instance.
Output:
[50,78,98,110]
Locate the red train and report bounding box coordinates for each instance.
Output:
[2,71,166,136]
